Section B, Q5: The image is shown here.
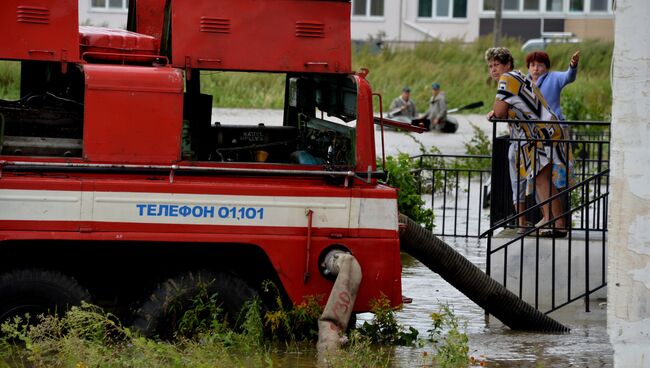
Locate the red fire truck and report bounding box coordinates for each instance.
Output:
[0,0,401,334]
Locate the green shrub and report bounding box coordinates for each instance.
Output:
[380,152,434,230]
[356,294,419,346]
[451,123,492,171]
[261,280,323,342]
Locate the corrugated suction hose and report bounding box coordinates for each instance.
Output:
[399,214,569,333]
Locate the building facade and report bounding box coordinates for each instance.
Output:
[79,0,129,28]
[76,0,613,43]
[350,0,614,43]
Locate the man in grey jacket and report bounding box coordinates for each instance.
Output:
[424,82,448,130]
[388,86,417,122]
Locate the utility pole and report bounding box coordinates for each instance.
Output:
[398,0,403,43]
[493,0,503,46]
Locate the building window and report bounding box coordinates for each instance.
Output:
[503,0,519,10]
[419,0,467,18]
[546,0,564,11]
[569,0,584,11]
[591,0,608,11]
[352,0,384,17]
[523,0,539,11]
[91,0,129,10]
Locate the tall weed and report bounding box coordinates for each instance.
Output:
[261,280,323,342]
[0,39,612,121]
[425,305,472,368]
[355,37,612,120]
[0,302,272,368]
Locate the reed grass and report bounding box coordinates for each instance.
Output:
[354,37,612,120]
[0,38,612,120]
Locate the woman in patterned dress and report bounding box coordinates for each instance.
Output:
[485,47,573,237]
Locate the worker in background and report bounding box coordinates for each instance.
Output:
[388,86,417,123]
[424,82,448,131]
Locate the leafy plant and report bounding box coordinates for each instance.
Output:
[173,281,224,338]
[451,123,492,171]
[424,304,474,368]
[261,280,323,342]
[380,152,434,230]
[357,294,419,346]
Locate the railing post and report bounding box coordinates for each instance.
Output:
[585,174,591,313]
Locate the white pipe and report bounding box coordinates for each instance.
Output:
[316,250,362,358]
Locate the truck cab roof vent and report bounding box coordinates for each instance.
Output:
[17,5,50,24]
[295,21,325,38]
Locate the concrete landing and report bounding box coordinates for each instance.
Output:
[488,228,607,311]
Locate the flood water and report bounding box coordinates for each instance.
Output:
[216,109,613,367]
[275,238,612,367]
[391,237,613,367]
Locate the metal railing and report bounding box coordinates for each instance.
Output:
[481,119,610,314]
[412,153,491,237]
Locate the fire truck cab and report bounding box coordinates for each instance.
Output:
[0,0,401,334]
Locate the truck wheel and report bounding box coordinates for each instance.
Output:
[133,270,260,339]
[0,269,91,324]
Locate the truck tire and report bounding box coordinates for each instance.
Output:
[0,269,91,324]
[132,270,260,339]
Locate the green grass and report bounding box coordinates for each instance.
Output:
[0,296,476,368]
[0,37,612,120]
[354,37,612,121]
[199,71,286,109]
[0,61,19,101]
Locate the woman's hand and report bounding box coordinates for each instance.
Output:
[490,101,509,120]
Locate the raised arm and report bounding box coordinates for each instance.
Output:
[558,50,580,87]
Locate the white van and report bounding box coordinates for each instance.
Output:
[521,32,581,53]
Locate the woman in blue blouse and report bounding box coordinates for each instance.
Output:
[526,50,580,120]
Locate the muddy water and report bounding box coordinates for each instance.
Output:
[274,239,612,367]
[392,238,612,367]
[216,109,613,366]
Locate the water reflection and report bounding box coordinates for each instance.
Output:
[393,237,612,367]
[269,235,611,367]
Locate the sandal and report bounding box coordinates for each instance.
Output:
[552,230,568,238]
[539,228,553,237]
[536,219,550,229]
[516,222,534,234]
[539,228,568,238]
